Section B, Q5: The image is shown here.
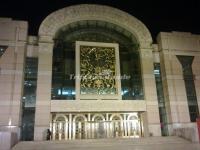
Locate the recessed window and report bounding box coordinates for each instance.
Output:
[0,45,8,57]
[51,20,143,100]
[21,57,38,141]
[154,63,168,136]
[177,55,199,122]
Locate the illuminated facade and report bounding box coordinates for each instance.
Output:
[0,4,200,142]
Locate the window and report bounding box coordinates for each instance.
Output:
[0,45,8,57]
[51,41,75,100]
[177,55,199,122]
[120,49,144,100]
[51,20,143,100]
[21,57,38,141]
[154,63,168,136]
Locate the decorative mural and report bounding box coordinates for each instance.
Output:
[80,45,117,94]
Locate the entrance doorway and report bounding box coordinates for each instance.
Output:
[75,117,86,139]
[51,112,143,140]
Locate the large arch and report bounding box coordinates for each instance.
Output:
[34,4,161,140]
[38,4,152,47]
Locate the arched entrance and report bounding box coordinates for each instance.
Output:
[34,4,162,141]
[92,114,106,138]
[53,115,68,140]
[51,113,143,140]
[73,115,87,139]
[127,114,141,138]
[110,115,123,137]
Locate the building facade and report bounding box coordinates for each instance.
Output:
[0,4,200,141]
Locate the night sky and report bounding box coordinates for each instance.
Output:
[0,0,199,42]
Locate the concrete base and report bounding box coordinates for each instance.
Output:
[12,136,200,150]
[148,124,161,136]
[34,126,49,141]
[0,126,20,140]
[167,123,199,143]
[0,132,18,150]
[172,123,199,143]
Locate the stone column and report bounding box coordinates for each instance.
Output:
[140,43,161,136]
[34,36,54,140]
[65,121,68,140]
[123,114,127,137]
[87,113,91,138]
[106,113,109,137]
[11,44,26,138]
[140,112,149,137]
[52,121,56,140]
[69,114,72,140]
[72,121,76,139]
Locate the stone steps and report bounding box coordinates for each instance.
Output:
[12,136,193,150]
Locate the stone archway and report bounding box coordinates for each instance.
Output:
[34,4,161,140]
[91,114,106,138]
[38,4,152,47]
[72,114,87,139]
[52,115,68,140]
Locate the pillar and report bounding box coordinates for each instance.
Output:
[34,36,54,140]
[140,43,161,136]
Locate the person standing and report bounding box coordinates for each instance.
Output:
[46,129,52,140]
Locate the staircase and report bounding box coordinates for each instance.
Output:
[12,136,200,150]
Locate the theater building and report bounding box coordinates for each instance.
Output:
[0,4,200,141]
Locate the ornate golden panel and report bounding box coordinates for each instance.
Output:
[80,46,116,94]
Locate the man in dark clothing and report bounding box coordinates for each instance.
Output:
[46,129,52,140]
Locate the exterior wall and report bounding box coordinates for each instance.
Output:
[157,32,200,141]
[0,18,28,138]
[1,5,199,142]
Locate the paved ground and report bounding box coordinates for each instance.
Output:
[12,136,200,150]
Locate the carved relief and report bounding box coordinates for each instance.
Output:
[80,46,116,95]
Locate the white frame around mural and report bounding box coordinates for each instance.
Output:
[76,41,122,100]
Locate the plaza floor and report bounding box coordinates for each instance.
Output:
[12,136,200,150]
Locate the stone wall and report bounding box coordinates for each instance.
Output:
[173,124,199,142]
[0,132,18,150]
[0,18,28,138]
